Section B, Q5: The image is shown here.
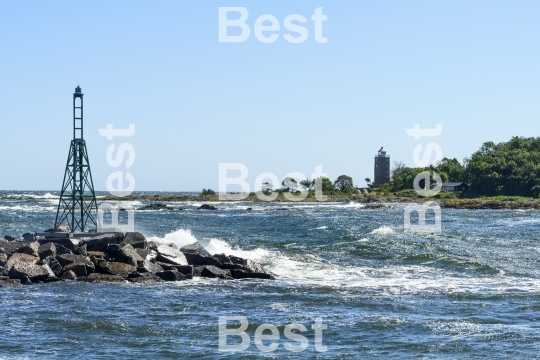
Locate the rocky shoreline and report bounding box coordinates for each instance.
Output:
[0,230,276,287]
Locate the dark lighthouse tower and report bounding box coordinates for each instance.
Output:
[53,86,99,232]
[374,146,390,185]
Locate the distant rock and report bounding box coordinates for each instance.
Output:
[138,203,173,211]
[198,204,217,210]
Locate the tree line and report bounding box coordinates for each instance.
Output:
[379,136,540,197]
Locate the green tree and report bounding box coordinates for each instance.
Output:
[334,175,354,191]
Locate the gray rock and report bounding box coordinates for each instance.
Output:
[137,259,162,274]
[38,242,57,260]
[18,242,40,256]
[136,248,150,260]
[60,270,77,280]
[200,265,233,280]
[155,270,188,281]
[230,269,276,280]
[0,266,9,277]
[10,262,55,282]
[22,233,36,243]
[117,244,144,266]
[38,238,76,253]
[0,253,7,267]
[79,273,126,283]
[75,243,87,256]
[98,262,137,277]
[183,253,222,267]
[63,262,87,277]
[20,275,33,285]
[120,232,147,249]
[180,242,211,257]
[213,253,231,264]
[83,234,117,249]
[0,279,21,287]
[0,239,25,255]
[56,254,91,267]
[198,204,217,210]
[4,253,38,272]
[146,241,161,251]
[156,245,188,265]
[55,243,73,255]
[129,273,164,284]
[40,256,63,277]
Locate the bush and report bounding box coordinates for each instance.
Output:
[201,189,216,196]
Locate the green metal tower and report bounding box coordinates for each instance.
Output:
[54,86,99,232]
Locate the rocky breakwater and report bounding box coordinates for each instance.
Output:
[0,232,276,287]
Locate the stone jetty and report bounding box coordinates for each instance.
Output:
[0,230,276,287]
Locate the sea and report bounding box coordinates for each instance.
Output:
[1,190,540,359]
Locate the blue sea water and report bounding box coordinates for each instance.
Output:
[1,191,540,359]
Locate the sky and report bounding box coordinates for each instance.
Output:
[1,1,540,191]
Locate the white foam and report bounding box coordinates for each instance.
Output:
[370,226,394,235]
[146,229,199,248]
[315,226,328,230]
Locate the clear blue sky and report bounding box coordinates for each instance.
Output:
[1,1,539,191]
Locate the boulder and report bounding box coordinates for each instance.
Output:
[63,262,87,277]
[98,262,137,277]
[137,259,162,274]
[22,233,36,243]
[0,279,21,287]
[83,234,117,250]
[183,253,222,267]
[56,254,92,267]
[40,256,63,277]
[231,269,275,280]
[38,242,56,260]
[213,253,232,264]
[4,235,16,241]
[60,270,77,280]
[79,273,126,283]
[198,204,217,210]
[129,273,164,284]
[180,242,212,257]
[10,262,55,282]
[156,245,188,265]
[0,253,7,267]
[75,243,87,256]
[0,239,25,255]
[54,243,73,255]
[136,248,150,260]
[200,265,233,280]
[120,232,147,249]
[44,226,71,233]
[146,241,161,251]
[18,242,40,256]
[155,270,188,281]
[4,253,38,271]
[117,244,144,266]
[38,238,76,253]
